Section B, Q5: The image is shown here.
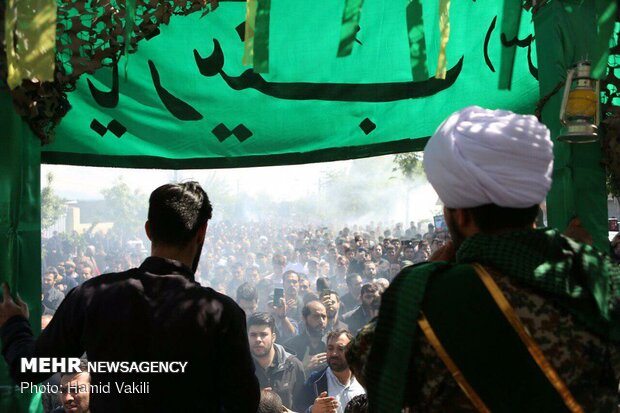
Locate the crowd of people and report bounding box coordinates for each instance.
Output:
[40,220,449,316]
[39,219,449,412]
[41,231,147,315]
[3,106,618,413]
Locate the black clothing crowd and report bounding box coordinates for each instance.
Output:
[37,220,449,412]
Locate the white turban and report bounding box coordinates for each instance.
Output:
[423,106,553,209]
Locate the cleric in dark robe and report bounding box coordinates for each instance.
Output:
[365,106,620,413]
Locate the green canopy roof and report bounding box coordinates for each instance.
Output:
[40,0,540,168]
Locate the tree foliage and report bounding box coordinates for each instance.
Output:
[41,172,65,230]
[393,153,424,179]
[100,178,147,240]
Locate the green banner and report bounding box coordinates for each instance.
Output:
[42,0,539,169]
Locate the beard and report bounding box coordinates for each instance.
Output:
[307,324,326,338]
[251,342,272,358]
[191,241,204,274]
[445,209,466,250]
[328,356,347,373]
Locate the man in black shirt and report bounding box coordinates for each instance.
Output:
[285,301,327,374]
[342,283,380,334]
[340,274,362,315]
[0,182,260,412]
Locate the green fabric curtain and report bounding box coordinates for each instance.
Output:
[534,1,609,251]
[41,0,540,169]
[0,93,42,412]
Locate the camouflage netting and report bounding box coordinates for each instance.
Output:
[0,0,219,143]
[601,22,620,197]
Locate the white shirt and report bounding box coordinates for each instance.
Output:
[326,367,366,413]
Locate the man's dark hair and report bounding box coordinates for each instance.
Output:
[258,389,284,413]
[247,312,275,333]
[462,204,540,233]
[316,277,330,292]
[147,182,212,246]
[326,328,354,345]
[303,291,320,305]
[236,282,257,302]
[361,283,378,296]
[302,300,323,319]
[344,394,368,413]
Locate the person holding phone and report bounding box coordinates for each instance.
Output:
[321,290,348,333]
[282,270,303,322]
[270,287,298,343]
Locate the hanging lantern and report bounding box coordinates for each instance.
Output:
[558,61,601,143]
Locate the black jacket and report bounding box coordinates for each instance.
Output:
[342,305,371,335]
[295,367,329,413]
[253,343,305,411]
[339,293,358,315]
[1,257,260,413]
[325,317,348,333]
[284,332,326,368]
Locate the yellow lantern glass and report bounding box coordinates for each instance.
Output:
[558,61,600,143]
[565,89,598,118]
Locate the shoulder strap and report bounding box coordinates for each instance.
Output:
[419,263,583,413]
[418,313,491,412]
[471,264,582,413]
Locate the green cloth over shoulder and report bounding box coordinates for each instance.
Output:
[367,228,620,412]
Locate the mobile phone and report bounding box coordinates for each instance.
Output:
[273,288,284,306]
[433,215,447,230]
